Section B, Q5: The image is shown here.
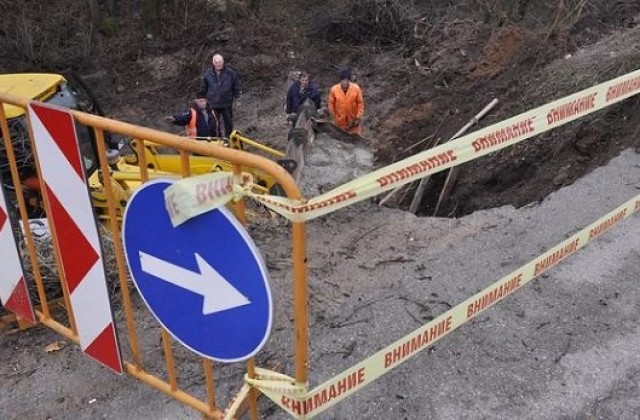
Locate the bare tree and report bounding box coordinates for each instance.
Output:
[88,0,102,27]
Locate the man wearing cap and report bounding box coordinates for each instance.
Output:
[328,68,365,135]
[165,93,220,139]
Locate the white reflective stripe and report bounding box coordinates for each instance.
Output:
[70,259,113,349]
[0,190,23,301]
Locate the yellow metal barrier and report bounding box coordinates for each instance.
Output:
[0,91,309,418]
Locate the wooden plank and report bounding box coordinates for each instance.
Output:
[411,99,499,214]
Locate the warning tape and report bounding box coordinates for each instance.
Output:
[166,69,640,225]
[164,171,253,227]
[223,368,307,420]
[246,193,640,418]
[224,383,251,420]
[244,368,307,397]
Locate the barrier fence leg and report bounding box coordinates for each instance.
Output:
[203,359,217,411]
[247,358,259,420]
[293,221,309,385]
[161,328,179,391]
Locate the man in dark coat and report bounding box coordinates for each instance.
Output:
[286,71,321,116]
[166,93,220,139]
[198,54,241,138]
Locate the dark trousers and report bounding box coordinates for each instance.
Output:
[214,107,234,138]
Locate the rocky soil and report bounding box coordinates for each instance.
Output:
[2,1,640,419]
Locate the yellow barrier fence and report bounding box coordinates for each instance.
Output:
[0,91,309,419]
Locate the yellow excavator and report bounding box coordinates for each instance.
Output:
[0,72,289,221]
[0,72,157,220]
[123,130,288,196]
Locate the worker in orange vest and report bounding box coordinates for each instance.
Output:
[166,93,220,139]
[328,68,364,135]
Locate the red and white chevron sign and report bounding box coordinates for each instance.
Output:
[28,102,123,374]
[0,185,35,323]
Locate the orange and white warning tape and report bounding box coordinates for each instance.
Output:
[164,171,253,226]
[165,69,640,225]
[223,383,251,420]
[223,368,307,420]
[242,193,640,418]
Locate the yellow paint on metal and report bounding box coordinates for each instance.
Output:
[230,132,286,158]
[0,73,64,119]
[124,137,280,194]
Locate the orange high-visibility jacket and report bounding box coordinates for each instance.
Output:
[328,82,364,135]
[187,108,199,138]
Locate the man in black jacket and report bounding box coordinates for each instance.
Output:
[286,71,321,116]
[198,54,241,138]
[165,93,220,139]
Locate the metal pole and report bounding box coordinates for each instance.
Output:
[94,128,144,367]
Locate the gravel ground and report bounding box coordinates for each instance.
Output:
[2,147,639,420]
[298,148,640,420]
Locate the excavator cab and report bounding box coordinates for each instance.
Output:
[0,72,147,220]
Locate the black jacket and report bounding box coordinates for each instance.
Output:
[198,66,241,109]
[286,80,321,114]
[172,104,220,138]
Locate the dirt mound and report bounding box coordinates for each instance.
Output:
[467,25,531,79]
[444,23,640,217]
[376,102,436,162]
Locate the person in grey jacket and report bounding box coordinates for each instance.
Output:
[198,54,241,138]
[286,71,321,115]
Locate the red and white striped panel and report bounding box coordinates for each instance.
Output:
[0,185,35,323]
[28,102,122,374]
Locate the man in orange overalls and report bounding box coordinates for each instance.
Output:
[328,68,365,135]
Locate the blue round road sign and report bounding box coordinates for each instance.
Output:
[122,179,273,362]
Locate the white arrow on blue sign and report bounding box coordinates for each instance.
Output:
[122,179,273,362]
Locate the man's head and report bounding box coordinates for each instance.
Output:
[339,68,352,90]
[212,54,225,71]
[195,92,207,110]
[299,71,309,89]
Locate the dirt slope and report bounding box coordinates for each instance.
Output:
[91,0,640,217]
[4,1,639,215]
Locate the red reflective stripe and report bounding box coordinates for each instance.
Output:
[5,277,36,323]
[31,105,84,179]
[0,206,6,231]
[45,183,99,294]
